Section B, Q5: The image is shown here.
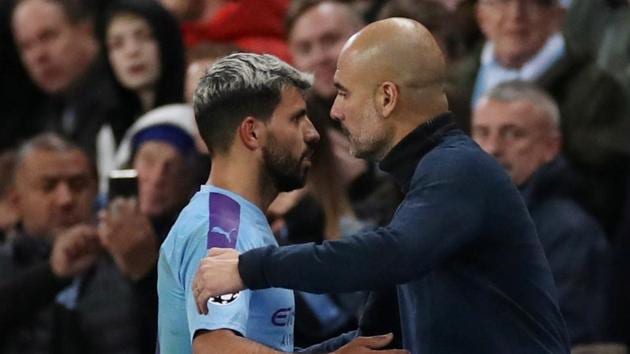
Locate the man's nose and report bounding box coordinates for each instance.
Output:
[54,182,74,207]
[330,97,342,122]
[27,44,49,66]
[482,136,504,158]
[504,0,529,19]
[303,117,320,145]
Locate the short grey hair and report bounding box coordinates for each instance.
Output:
[193,53,313,153]
[15,133,96,178]
[481,80,561,128]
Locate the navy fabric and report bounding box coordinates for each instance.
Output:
[520,157,610,344]
[131,124,195,157]
[239,113,571,354]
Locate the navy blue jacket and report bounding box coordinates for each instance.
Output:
[240,113,570,354]
[520,157,610,344]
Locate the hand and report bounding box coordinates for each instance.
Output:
[193,248,245,314]
[50,224,101,278]
[98,198,158,280]
[333,333,409,354]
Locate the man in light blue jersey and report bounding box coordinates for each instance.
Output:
[157,53,406,354]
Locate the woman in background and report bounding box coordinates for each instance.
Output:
[100,0,185,116]
[96,0,186,190]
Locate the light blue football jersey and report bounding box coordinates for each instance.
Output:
[157,185,294,354]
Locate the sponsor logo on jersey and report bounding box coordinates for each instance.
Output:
[271,307,293,326]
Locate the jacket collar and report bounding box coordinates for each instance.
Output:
[379,112,457,193]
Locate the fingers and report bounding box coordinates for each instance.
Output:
[51,224,101,277]
[193,266,213,315]
[193,258,218,315]
[195,284,211,315]
[208,247,236,257]
[358,333,394,350]
[64,225,100,259]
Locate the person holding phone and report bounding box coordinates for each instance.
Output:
[0,133,158,354]
[99,104,202,280]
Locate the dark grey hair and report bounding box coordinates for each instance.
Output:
[15,132,96,178]
[193,53,312,153]
[481,80,560,128]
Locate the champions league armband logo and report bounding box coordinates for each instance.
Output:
[209,292,240,305]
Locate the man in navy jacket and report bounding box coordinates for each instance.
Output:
[192,18,570,354]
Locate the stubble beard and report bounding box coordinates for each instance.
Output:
[261,134,309,193]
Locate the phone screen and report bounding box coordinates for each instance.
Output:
[108,169,138,201]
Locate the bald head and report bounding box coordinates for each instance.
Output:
[330,18,449,161]
[341,18,446,97]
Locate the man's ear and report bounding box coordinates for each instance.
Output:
[238,116,265,150]
[544,132,562,163]
[7,185,21,217]
[377,81,398,118]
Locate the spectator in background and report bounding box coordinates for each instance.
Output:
[447,0,630,235]
[110,104,203,246]
[0,0,45,151]
[11,0,130,161]
[100,0,185,115]
[286,0,362,105]
[0,151,18,243]
[472,80,610,347]
[96,0,185,187]
[0,133,157,354]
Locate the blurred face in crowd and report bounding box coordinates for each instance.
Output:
[476,0,564,68]
[262,86,320,192]
[12,148,96,239]
[471,98,560,185]
[330,49,394,161]
[288,2,361,99]
[12,0,97,95]
[107,13,161,94]
[133,141,192,219]
[185,58,216,104]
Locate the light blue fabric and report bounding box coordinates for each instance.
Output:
[55,277,82,310]
[157,185,294,353]
[472,33,566,107]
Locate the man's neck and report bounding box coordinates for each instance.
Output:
[207,158,277,212]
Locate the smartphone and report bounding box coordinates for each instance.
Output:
[107,169,138,201]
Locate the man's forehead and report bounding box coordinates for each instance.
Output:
[14,0,67,25]
[135,140,183,161]
[21,149,89,173]
[291,2,357,37]
[476,99,541,125]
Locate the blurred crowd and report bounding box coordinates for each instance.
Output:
[1,0,630,353]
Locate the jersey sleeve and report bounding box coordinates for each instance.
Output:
[183,218,251,342]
